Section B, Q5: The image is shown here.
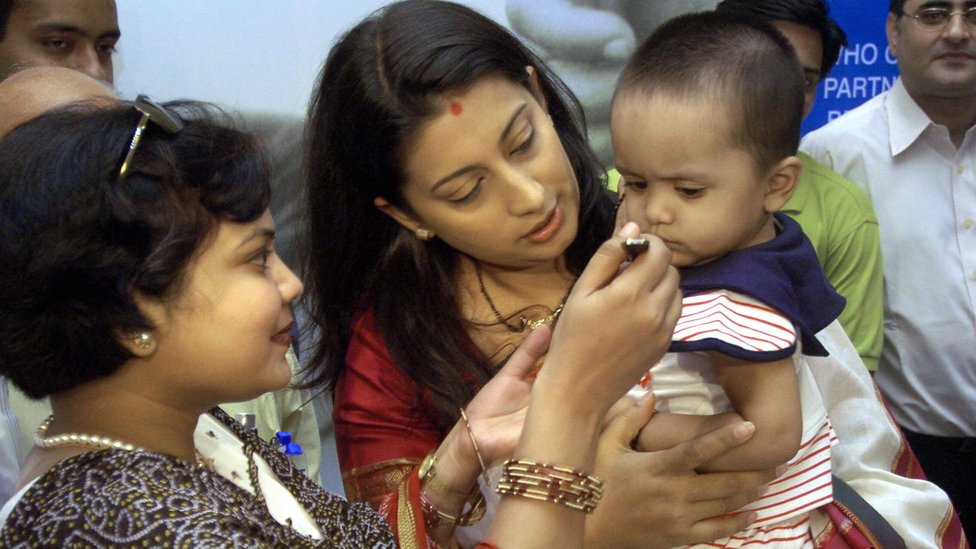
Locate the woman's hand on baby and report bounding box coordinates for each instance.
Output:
[586,397,779,548]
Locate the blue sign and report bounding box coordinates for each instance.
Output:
[803,2,900,135]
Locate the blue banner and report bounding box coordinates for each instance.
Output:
[804,2,900,134]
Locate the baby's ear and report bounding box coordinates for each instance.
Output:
[763,156,802,213]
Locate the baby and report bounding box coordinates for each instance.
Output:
[611,12,844,546]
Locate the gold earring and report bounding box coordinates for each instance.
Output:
[133,332,154,349]
[415,228,433,241]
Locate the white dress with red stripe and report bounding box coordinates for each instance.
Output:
[636,288,838,548]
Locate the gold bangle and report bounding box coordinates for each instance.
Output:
[495,459,604,513]
[459,408,491,487]
[417,451,487,528]
[420,489,486,527]
[418,452,470,500]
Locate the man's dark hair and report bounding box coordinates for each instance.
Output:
[0,0,18,40]
[890,0,906,15]
[716,0,848,75]
[615,11,805,173]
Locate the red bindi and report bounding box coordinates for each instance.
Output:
[449,101,463,116]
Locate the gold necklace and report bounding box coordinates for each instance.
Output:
[34,415,145,453]
[474,262,573,333]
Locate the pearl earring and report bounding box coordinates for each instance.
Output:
[133,332,154,349]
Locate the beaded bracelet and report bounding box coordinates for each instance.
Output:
[495,459,604,513]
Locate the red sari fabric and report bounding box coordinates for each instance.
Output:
[335,311,442,548]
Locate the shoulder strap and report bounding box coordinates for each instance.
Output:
[831,474,906,549]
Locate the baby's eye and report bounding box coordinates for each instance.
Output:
[677,187,703,198]
[623,180,647,192]
[803,75,819,92]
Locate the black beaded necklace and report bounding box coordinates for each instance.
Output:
[474,262,573,333]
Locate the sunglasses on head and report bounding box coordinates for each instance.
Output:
[118,95,184,179]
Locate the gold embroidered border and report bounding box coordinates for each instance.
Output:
[397,477,419,549]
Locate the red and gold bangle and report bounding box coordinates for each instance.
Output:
[459,407,491,487]
[420,489,486,527]
[495,459,604,513]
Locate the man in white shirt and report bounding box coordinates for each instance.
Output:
[801,0,976,537]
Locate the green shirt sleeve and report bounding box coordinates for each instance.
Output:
[783,153,884,371]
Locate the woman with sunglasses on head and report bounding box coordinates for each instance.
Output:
[0,99,375,546]
[302,1,778,547]
[0,96,689,547]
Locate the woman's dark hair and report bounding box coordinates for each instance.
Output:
[0,100,270,398]
[302,0,613,430]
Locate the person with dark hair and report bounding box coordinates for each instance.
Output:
[613,10,967,549]
[0,0,118,82]
[302,1,778,547]
[0,95,700,547]
[713,0,885,376]
[802,0,976,538]
[0,100,347,545]
[715,0,847,117]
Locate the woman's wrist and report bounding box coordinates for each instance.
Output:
[530,377,607,439]
[419,421,489,543]
[423,420,482,508]
[486,384,606,548]
[512,388,603,471]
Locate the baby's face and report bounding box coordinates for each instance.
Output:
[610,91,777,268]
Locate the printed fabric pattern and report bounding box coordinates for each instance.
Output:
[0,408,396,548]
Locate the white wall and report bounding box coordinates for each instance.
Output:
[114,1,508,118]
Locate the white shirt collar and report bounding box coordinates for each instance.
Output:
[885,78,936,157]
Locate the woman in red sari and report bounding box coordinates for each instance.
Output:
[302,2,774,547]
[301,1,967,547]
